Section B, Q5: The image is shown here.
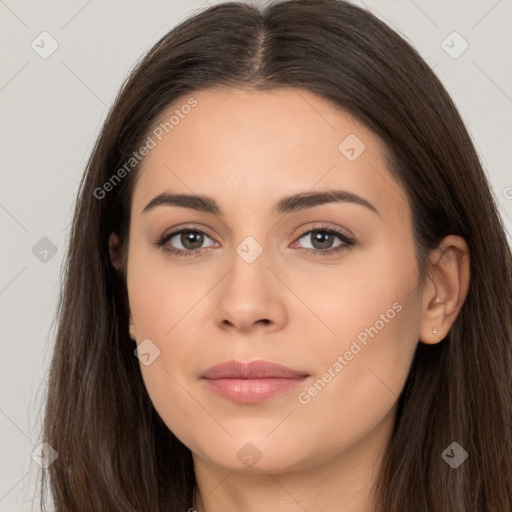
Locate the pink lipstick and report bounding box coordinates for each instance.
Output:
[201,360,310,404]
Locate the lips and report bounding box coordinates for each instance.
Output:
[200,360,310,404]
[201,359,309,379]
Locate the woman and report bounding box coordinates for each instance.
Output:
[39,0,512,510]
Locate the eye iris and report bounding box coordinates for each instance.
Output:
[311,230,334,249]
[181,231,204,250]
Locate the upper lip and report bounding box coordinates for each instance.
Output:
[201,360,309,379]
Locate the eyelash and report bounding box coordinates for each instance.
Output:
[153,225,356,258]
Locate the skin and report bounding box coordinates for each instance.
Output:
[109,87,470,512]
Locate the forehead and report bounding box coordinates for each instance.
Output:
[131,87,407,220]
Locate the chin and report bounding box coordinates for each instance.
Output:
[184,430,321,475]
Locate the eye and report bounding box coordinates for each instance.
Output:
[154,227,217,257]
[153,224,355,258]
[292,225,355,257]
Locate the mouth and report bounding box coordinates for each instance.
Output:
[200,359,310,404]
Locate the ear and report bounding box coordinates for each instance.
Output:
[419,235,470,344]
[109,233,122,271]
[109,233,136,341]
[128,312,136,341]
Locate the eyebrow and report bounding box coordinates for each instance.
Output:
[141,189,380,217]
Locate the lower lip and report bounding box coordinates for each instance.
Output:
[201,377,309,404]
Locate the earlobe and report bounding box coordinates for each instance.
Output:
[128,311,137,342]
[129,323,136,342]
[419,235,470,344]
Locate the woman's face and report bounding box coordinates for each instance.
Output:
[124,87,424,473]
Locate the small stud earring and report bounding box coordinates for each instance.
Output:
[432,326,439,335]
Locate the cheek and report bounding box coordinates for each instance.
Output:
[294,242,421,434]
[126,245,215,433]
[292,226,420,359]
[288,282,420,467]
[126,240,211,339]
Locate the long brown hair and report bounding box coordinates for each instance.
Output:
[40,1,512,510]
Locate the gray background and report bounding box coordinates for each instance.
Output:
[1,0,511,510]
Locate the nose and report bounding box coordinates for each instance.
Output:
[214,249,288,334]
